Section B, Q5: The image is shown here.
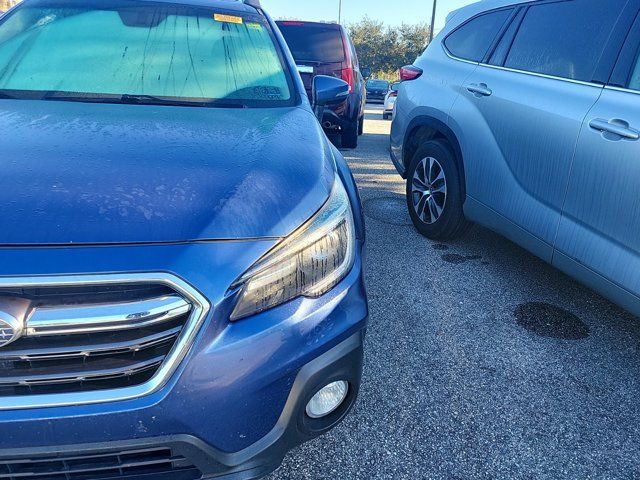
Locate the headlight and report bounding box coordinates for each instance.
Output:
[230,176,356,321]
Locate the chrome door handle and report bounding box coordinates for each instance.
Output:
[589,118,639,140]
[466,83,492,97]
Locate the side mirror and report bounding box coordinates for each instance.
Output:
[312,75,349,107]
[312,76,349,123]
[361,67,371,79]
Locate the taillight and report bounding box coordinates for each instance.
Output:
[341,68,354,93]
[400,65,423,82]
[390,91,398,97]
[341,32,354,93]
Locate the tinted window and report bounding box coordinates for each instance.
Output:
[0,0,293,107]
[277,22,345,63]
[505,0,626,82]
[444,9,512,62]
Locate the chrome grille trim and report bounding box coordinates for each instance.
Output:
[0,326,182,361]
[26,295,191,336]
[0,356,164,387]
[0,273,210,411]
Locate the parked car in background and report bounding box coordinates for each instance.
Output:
[383,82,400,120]
[0,0,368,478]
[391,0,640,317]
[276,20,366,148]
[366,79,390,103]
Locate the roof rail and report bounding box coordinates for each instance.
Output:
[243,0,261,9]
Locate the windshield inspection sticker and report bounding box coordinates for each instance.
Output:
[214,13,244,24]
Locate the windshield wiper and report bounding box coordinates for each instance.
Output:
[41,91,117,103]
[121,94,248,108]
[28,91,248,108]
[120,94,190,106]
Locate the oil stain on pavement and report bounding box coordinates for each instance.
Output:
[515,302,590,340]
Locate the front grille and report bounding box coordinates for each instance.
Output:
[0,447,202,480]
[0,275,208,407]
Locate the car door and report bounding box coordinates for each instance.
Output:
[449,0,629,261]
[555,4,640,314]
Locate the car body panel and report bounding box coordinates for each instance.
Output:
[454,64,603,252]
[555,87,640,300]
[390,41,478,173]
[0,100,334,245]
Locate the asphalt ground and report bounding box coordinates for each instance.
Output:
[268,104,640,480]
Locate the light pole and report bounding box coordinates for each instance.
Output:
[429,0,438,43]
[338,0,342,24]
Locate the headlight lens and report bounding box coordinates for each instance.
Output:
[230,176,356,321]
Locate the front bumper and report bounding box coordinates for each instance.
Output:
[0,332,365,479]
[0,241,368,479]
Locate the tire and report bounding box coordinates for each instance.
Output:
[406,140,470,240]
[358,115,364,136]
[342,122,359,149]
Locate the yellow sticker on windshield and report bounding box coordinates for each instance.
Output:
[214,14,243,24]
[247,22,263,30]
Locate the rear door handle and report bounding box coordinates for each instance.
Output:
[589,118,639,140]
[466,83,493,97]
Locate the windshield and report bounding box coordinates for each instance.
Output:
[367,80,389,89]
[0,0,295,107]
[277,22,345,64]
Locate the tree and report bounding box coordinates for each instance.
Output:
[348,17,431,81]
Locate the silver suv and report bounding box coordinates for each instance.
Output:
[391,0,640,317]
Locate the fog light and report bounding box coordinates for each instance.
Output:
[305,381,349,419]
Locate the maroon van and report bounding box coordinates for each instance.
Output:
[276,20,367,148]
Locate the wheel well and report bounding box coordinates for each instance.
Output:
[403,122,466,197]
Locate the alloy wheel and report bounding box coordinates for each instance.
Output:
[411,156,447,225]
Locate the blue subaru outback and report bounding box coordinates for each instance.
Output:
[0,0,368,478]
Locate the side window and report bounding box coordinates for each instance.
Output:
[444,9,512,62]
[505,0,626,82]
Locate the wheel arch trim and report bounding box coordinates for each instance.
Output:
[402,115,466,198]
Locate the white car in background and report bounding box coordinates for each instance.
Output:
[383,82,400,120]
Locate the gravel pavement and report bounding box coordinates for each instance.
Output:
[268,104,640,480]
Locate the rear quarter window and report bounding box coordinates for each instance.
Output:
[504,0,627,82]
[444,8,512,62]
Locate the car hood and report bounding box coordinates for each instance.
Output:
[0,100,334,245]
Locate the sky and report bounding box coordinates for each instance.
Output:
[261,0,477,32]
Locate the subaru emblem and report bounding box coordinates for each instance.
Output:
[0,299,28,349]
